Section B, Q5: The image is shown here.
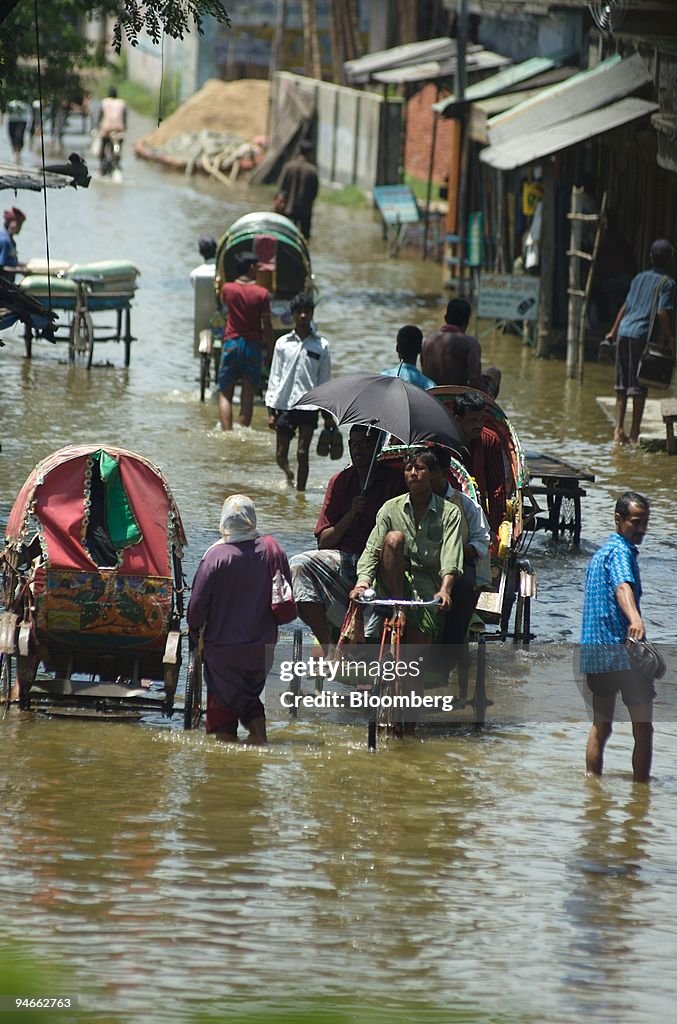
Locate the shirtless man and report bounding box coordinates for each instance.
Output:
[98,87,127,174]
[421,298,482,389]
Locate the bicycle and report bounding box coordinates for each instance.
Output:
[356,592,442,750]
[100,131,124,178]
[68,272,103,368]
[198,327,222,402]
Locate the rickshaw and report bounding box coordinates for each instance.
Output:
[286,389,538,734]
[429,386,537,632]
[0,445,191,723]
[20,259,139,366]
[196,212,315,400]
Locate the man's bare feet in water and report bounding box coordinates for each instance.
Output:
[613,431,630,445]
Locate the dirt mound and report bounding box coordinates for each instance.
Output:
[141,79,270,148]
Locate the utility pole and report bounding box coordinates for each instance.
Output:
[455,0,468,293]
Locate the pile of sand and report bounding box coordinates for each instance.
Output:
[141,79,270,148]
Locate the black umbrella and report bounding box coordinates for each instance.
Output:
[294,372,465,449]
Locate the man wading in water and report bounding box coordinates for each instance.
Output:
[218,252,273,430]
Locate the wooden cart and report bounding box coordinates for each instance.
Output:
[525,451,596,546]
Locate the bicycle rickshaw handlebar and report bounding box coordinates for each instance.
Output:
[355,590,442,608]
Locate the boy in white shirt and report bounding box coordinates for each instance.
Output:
[265,293,334,492]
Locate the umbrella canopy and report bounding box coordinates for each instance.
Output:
[294,373,465,450]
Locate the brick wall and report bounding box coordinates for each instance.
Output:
[404,82,455,184]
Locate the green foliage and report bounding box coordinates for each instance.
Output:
[404,172,431,202]
[320,184,369,208]
[112,1,230,51]
[0,1,230,109]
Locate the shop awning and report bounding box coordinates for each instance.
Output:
[344,37,459,85]
[432,52,574,115]
[372,48,510,86]
[479,96,659,170]
[486,52,652,147]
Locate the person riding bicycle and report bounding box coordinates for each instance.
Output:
[350,449,464,647]
[98,87,127,175]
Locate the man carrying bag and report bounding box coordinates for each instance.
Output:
[604,239,675,445]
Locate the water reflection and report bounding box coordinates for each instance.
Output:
[564,785,652,1019]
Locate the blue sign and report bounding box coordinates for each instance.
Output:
[373,185,421,226]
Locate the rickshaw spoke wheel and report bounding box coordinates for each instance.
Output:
[472,638,488,729]
[0,654,11,717]
[199,353,210,402]
[183,647,203,730]
[553,494,581,546]
[288,628,303,718]
[69,311,94,368]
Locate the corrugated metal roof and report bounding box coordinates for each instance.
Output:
[479,96,659,170]
[372,49,510,86]
[432,52,573,113]
[344,37,458,85]
[487,53,651,146]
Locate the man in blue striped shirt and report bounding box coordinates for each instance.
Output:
[580,492,652,782]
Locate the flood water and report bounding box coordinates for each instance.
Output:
[1,113,677,1023]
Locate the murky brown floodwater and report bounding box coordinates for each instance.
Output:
[2,112,677,1023]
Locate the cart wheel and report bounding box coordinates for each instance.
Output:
[368,675,395,750]
[523,595,531,646]
[0,654,11,716]
[69,310,94,368]
[124,307,132,367]
[199,352,211,402]
[183,646,203,730]
[472,637,488,728]
[513,595,524,644]
[552,493,581,545]
[289,628,303,718]
[499,560,518,638]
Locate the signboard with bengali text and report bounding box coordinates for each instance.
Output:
[478,273,541,322]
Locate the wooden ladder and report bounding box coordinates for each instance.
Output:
[565,186,607,382]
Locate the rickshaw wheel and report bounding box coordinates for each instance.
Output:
[183,647,203,730]
[0,654,11,715]
[471,637,488,729]
[69,310,94,368]
[288,627,303,718]
[199,352,211,402]
[552,494,581,546]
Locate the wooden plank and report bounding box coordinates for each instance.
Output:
[525,450,596,482]
[662,398,677,454]
[660,398,677,420]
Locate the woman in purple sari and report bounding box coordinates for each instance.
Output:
[187,495,291,743]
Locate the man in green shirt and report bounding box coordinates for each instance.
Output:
[351,449,464,645]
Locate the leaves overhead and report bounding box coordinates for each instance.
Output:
[0,1,230,106]
[112,1,230,51]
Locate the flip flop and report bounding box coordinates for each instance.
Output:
[316,427,333,456]
[329,429,344,460]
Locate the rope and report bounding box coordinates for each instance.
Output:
[33,0,52,315]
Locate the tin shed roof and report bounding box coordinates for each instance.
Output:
[432,52,575,114]
[479,96,659,170]
[486,52,652,147]
[344,37,458,85]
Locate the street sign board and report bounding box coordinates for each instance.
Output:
[478,273,540,321]
[373,185,421,225]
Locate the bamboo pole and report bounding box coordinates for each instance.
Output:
[565,186,583,378]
